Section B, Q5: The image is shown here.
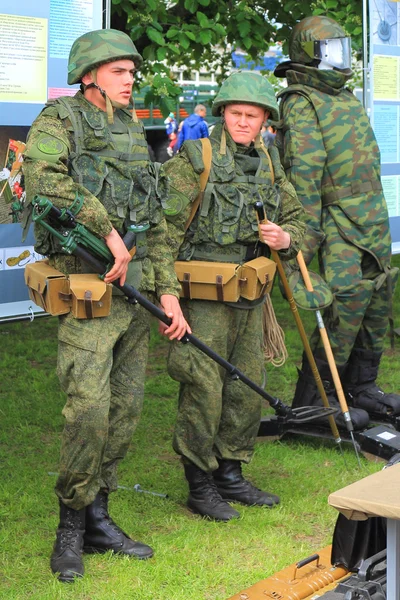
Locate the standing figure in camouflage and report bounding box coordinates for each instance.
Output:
[275,16,400,428]
[163,71,306,521]
[22,29,189,582]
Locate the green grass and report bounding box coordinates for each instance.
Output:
[1,255,400,600]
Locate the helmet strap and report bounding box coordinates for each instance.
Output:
[130,96,138,123]
[84,69,114,124]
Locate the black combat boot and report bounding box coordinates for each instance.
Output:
[183,463,240,521]
[345,348,400,419]
[293,354,370,431]
[83,491,153,559]
[213,459,280,507]
[50,500,85,583]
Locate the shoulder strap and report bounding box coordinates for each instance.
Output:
[259,142,275,186]
[184,137,212,231]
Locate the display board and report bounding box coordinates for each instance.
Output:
[0,0,105,321]
[370,0,400,252]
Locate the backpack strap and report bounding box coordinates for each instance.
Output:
[258,142,275,186]
[184,137,212,231]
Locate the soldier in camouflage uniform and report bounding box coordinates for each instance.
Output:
[274,16,400,428]
[164,72,306,521]
[22,29,189,582]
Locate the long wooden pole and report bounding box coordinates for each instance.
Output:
[296,251,362,468]
[254,202,343,450]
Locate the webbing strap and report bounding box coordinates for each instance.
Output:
[56,96,85,166]
[323,180,383,204]
[84,290,94,319]
[216,275,224,302]
[259,143,275,186]
[233,175,270,184]
[184,138,212,231]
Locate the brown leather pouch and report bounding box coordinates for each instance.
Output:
[68,274,112,319]
[24,259,70,316]
[174,260,241,302]
[239,256,276,301]
[24,261,112,318]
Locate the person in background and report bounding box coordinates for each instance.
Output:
[23,28,189,583]
[164,111,178,157]
[175,104,209,151]
[261,121,276,148]
[275,15,400,427]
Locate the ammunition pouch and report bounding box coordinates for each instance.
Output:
[68,274,112,319]
[239,257,276,300]
[24,260,112,319]
[174,256,276,302]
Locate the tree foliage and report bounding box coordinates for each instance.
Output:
[111,0,363,113]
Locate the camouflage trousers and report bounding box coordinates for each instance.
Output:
[55,295,151,510]
[310,212,398,365]
[167,300,264,473]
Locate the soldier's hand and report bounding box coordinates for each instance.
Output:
[159,295,191,340]
[104,227,131,285]
[259,222,291,251]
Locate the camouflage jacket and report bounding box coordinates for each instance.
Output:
[23,91,181,298]
[164,122,305,264]
[278,65,392,270]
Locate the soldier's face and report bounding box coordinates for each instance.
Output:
[84,59,135,109]
[224,104,269,146]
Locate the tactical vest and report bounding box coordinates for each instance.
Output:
[179,136,281,263]
[52,93,167,249]
[278,84,392,267]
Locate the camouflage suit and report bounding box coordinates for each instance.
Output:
[166,122,305,473]
[164,72,305,506]
[275,16,400,420]
[23,37,180,512]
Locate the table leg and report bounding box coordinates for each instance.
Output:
[387,518,400,599]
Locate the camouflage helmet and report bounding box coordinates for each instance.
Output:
[212,72,279,121]
[289,16,351,70]
[68,29,142,85]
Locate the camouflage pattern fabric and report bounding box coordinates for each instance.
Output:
[165,122,306,264]
[278,64,396,363]
[55,296,151,509]
[308,212,398,363]
[67,28,142,84]
[280,268,333,311]
[167,300,264,472]
[23,90,181,509]
[212,71,280,121]
[165,122,306,469]
[23,92,181,299]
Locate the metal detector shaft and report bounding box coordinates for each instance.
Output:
[253,202,343,446]
[68,243,304,420]
[32,197,335,426]
[296,251,362,467]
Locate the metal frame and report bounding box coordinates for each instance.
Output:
[103,0,111,28]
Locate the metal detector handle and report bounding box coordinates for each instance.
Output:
[254,201,269,241]
[122,229,136,252]
[254,201,280,264]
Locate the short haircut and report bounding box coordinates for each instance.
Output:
[195,104,207,114]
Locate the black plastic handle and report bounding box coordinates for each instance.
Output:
[296,553,320,570]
